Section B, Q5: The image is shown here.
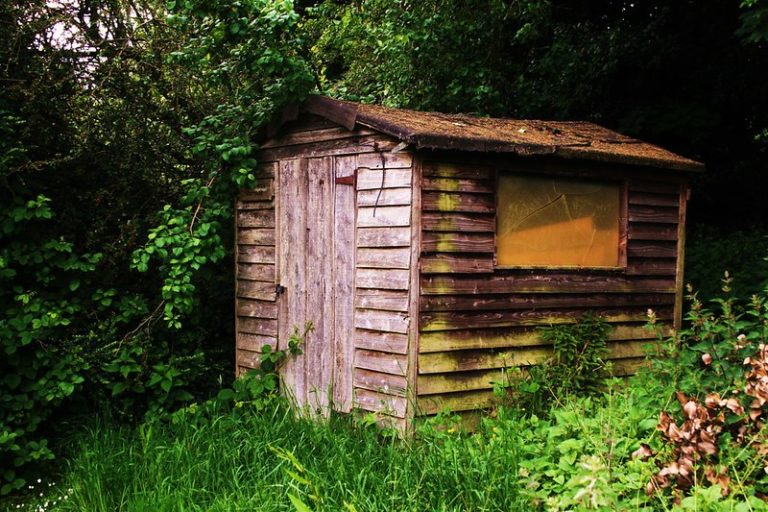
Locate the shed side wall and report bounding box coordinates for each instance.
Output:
[416,156,687,415]
[353,150,415,423]
[236,162,278,374]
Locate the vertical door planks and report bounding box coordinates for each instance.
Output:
[277,158,308,404]
[305,157,334,414]
[333,155,357,412]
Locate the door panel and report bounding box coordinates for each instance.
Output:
[305,157,334,413]
[277,156,356,414]
[277,158,308,404]
[332,155,357,412]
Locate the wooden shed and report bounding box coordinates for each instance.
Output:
[234,96,703,429]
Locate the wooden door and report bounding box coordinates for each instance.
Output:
[276,156,356,415]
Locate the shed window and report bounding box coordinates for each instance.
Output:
[496,174,622,268]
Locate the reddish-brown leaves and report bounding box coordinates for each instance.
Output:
[649,344,768,498]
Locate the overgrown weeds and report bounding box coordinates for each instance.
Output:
[12,280,768,511]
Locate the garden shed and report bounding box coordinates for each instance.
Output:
[234,96,703,429]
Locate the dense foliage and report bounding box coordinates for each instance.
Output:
[9,284,768,510]
[1,0,767,505]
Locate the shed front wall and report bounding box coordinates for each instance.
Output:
[235,116,418,425]
[415,155,688,415]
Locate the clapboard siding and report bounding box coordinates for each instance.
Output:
[417,159,685,412]
[419,323,672,353]
[419,339,652,374]
[352,153,415,419]
[238,111,692,429]
[235,158,277,373]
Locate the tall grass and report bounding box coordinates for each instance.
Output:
[24,401,524,511]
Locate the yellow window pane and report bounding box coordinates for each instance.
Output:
[497,175,620,267]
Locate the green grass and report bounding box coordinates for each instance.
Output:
[14,401,525,512]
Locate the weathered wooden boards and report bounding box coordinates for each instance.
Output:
[272,155,359,416]
[353,151,414,419]
[237,118,383,415]
[235,162,277,376]
[238,115,690,428]
[416,160,685,413]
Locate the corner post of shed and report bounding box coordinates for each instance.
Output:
[405,153,423,433]
[674,179,690,332]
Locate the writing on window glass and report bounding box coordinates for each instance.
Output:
[496,175,620,267]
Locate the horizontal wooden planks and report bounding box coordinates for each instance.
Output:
[356,349,408,376]
[421,254,494,274]
[419,340,652,374]
[357,247,411,269]
[422,163,493,180]
[237,298,278,319]
[357,268,410,290]
[355,389,407,417]
[237,280,276,301]
[355,289,410,312]
[260,127,377,149]
[237,245,275,264]
[418,348,652,395]
[357,206,411,227]
[354,369,407,396]
[421,273,676,295]
[353,153,414,409]
[237,333,277,352]
[238,316,278,336]
[235,170,277,374]
[417,390,495,415]
[356,330,409,355]
[357,227,411,248]
[421,292,675,312]
[422,177,494,193]
[419,323,672,353]
[422,192,494,213]
[628,223,678,241]
[357,152,412,170]
[357,168,412,190]
[237,209,275,228]
[237,263,275,282]
[411,160,686,417]
[258,135,399,161]
[358,187,411,206]
[422,212,495,232]
[422,232,495,253]
[355,309,410,334]
[420,307,673,332]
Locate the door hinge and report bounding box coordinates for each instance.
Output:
[335,174,356,187]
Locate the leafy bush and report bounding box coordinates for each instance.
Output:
[639,280,768,503]
[513,387,660,511]
[500,314,610,416]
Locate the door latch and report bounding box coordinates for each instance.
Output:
[275,284,286,295]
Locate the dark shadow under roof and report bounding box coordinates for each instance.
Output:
[300,96,703,172]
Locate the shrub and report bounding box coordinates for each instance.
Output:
[500,313,611,416]
[640,278,768,503]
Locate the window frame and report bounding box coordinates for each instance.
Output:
[493,169,628,271]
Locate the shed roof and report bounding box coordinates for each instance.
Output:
[299,96,703,172]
